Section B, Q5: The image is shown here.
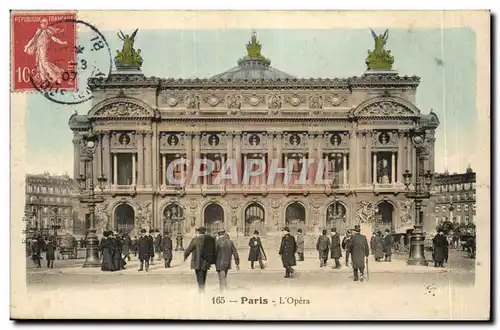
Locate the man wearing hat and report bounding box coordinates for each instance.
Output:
[137,229,153,272]
[148,229,155,265]
[330,228,342,269]
[342,230,352,267]
[184,227,217,292]
[346,225,369,281]
[215,230,240,292]
[279,227,297,278]
[161,231,173,268]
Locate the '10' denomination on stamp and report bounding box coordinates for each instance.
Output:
[11,12,77,92]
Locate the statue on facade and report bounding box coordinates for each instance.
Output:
[366,29,394,70]
[377,158,390,184]
[399,200,414,225]
[357,201,374,223]
[115,29,143,68]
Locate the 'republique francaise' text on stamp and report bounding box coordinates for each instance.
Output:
[11,11,77,92]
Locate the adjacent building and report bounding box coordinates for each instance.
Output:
[24,173,76,237]
[68,31,440,239]
[432,166,476,228]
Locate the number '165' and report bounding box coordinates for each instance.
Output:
[16,67,36,83]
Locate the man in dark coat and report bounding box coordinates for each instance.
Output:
[215,231,240,292]
[316,229,330,267]
[248,230,266,269]
[184,227,217,292]
[154,229,163,261]
[161,231,173,268]
[131,236,138,257]
[342,230,352,267]
[330,228,342,269]
[383,229,393,262]
[30,238,42,268]
[148,229,155,265]
[296,229,305,261]
[137,229,153,272]
[372,231,384,261]
[45,237,56,268]
[279,227,297,278]
[346,225,369,282]
[122,233,132,261]
[432,231,449,267]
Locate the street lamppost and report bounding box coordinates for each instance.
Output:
[77,131,107,268]
[403,128,434,266]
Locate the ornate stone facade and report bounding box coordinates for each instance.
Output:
[69,33,440,238]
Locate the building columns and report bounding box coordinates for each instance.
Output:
[162,154,167,186]
[132,153,136,186]
[343,153,347,185]
[144,132,152,187]
[193,133,201,185]
[372,152,377,184]
[397,131,404,184]
[391,152,396,184]
[234,132,242,183]
[137,132,144,186]
[113,153,118,185]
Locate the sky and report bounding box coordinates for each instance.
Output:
[23,27,477,176]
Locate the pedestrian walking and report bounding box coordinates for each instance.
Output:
[137,229,153,272]
[372,231,384,262]
[296,229,305,261]
[45,237,56,268]
[215,230,240,292]
[279,227,297,278]
[346,225,369,282]
[342,230,352,267]
[330,228,342,269]
[154,229,163,261]
[148,229,155,265]
[30,237,42,268]
[161,231,173,268]
[316,229,330,267]
[122,233,132,262]
[432,231,448,268]
[100,231,115,272]
[112,232,125,271]
[131,236,138,257]
[184,227,216,293]
[248,230,266,269]
[383,229,393,262]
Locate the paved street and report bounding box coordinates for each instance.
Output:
[27,249,475,290]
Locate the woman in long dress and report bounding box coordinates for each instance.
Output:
[23,18,68,84]
[100,231,115,272]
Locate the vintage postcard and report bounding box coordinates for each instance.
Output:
[10,10,490,320]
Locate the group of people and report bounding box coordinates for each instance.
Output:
[369,229,394,262]
[29,236,57,269]
[314,228,344,268]
[182,226,299,292]
[100,229,174,272]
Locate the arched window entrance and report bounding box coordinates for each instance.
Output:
[114,203,135,233]
[374,201,395,233]
[244,203,265,236]
[204,203,224,235]
[285,202,306,234]
[163,203,184,235]
[326,201,347,234]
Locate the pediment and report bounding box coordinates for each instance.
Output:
[88,97,155,118]
[353,96,420,117]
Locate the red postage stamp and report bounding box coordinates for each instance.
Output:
[11,11,77,92]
